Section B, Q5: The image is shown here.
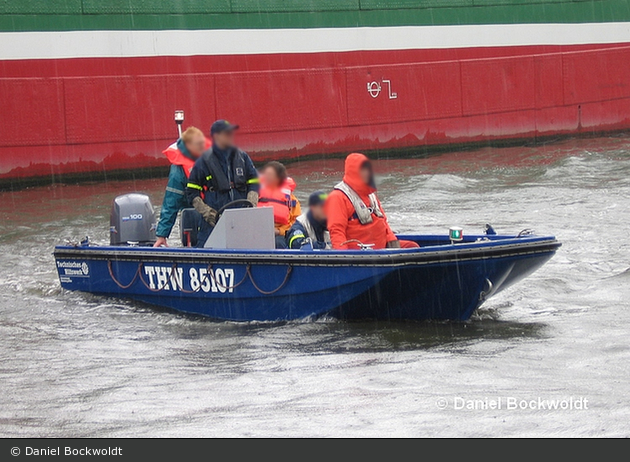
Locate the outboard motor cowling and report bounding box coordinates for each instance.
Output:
[110,193,156,245]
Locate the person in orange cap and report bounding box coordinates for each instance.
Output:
[326,153,419,250]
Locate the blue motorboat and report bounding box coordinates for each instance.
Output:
[54,224,560,322]
[53,193,560,321]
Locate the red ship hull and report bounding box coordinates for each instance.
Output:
[2,42,630,182]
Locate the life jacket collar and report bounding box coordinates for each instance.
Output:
[164,139,207,179]
[334,181,384,225]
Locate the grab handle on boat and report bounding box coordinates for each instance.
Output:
[207,264,250,292]
[479,278,494,302]
[107,260,142,289]
[341,239,374,250]
[247,265,293,295]
[137,262,179,292]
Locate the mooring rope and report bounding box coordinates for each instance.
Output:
[107,260,141,289]
[247,265,293,295]
[137,262,178,293]
[208,264,250,291]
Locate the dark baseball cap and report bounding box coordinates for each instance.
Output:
[211,119,240,135]
[308,191,328,207]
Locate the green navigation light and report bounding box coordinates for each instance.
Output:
[449,227,463,242]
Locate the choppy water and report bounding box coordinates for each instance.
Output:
[1,137,629,437]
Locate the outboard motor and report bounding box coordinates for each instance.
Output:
[110,193,156,246]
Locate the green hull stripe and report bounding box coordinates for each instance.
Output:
[0,0,82,15]
[0,0,614,15]
[81,0,232,15]
[231,0,360,13]
[1,1,630,32]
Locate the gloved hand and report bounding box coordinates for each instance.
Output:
[386,240,401,249]
[192,197,218,227]
[247,190,259,207]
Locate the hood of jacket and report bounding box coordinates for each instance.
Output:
[342,153,375,197]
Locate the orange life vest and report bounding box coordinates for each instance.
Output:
[162,137,211,178]
[258,177,297,226]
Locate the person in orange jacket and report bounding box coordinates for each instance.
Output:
[326,153,420,250]
[258,161,301,248]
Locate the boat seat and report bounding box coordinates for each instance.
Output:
[180,208,199,247]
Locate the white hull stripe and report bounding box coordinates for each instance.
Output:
[1,22,630,61]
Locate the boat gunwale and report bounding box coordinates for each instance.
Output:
[53,235,561,268]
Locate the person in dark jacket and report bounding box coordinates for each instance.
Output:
[286,191,331,250]
[185,120,260,247]
[154,126,210,247]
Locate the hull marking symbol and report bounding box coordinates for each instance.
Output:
[367,79,397,99]
[367,81,381,98]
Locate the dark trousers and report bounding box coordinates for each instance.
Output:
[196,219,212,248]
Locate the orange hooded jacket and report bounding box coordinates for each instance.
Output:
[326,153,397,250]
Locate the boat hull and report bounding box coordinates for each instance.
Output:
[53,235,560,322]
[333,251,553,321]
